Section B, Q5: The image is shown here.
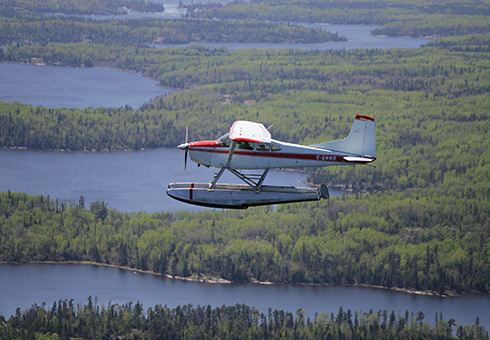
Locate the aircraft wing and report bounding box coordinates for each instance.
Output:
[229,120,272,143]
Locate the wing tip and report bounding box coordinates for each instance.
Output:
[229,120,271,143]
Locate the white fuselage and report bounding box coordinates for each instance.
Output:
[187,139,361,169]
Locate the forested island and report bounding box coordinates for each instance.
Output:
[1,298,487,340]
[1,182,489,295]
[0,0,489,337]
[0,15,342,46]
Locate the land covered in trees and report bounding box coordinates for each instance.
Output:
[187,0,490,38]
[0,298,487,340]
[1,0,164,15]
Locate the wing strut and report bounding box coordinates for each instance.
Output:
[225,140,237,168]
[209,140,236,189]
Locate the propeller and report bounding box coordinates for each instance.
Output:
[185,126,188,169]
[177,126,189,169]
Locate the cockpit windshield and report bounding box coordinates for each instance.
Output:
[217,132,231,147]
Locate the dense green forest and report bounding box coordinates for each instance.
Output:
[188,0,490,38]
[0,298,487,339]
[0,102,180,150]
[0,15,341,46]
[1,0,164,15]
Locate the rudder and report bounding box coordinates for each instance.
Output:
[310,114,376,157]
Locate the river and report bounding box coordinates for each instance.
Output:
[0,264,488,329]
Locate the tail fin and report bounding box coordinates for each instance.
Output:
[310,114,376,158]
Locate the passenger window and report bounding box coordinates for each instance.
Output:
[271,145,281,151]
[256,143,270,151]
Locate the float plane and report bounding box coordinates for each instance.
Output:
[167,114,376,209]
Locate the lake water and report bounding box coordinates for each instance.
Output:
[0,63,176,109]
[0,263,488,329]
[0,148,331,212]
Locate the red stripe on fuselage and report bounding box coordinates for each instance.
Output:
[189,147,347,162]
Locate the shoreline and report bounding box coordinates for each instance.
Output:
[2,260,476,297]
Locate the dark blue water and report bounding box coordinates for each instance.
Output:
[0,148,329,212]
[0,264,488,329]
[0,63,175,109]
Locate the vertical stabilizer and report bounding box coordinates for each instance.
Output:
[310,115,376,157]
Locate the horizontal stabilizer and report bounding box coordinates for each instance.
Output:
[343,156,376,163]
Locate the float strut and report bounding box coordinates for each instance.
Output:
[228,168,270,190]
[209,168,226,189]
[256,168,269,190]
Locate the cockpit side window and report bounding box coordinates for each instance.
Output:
[237,141,254,150]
